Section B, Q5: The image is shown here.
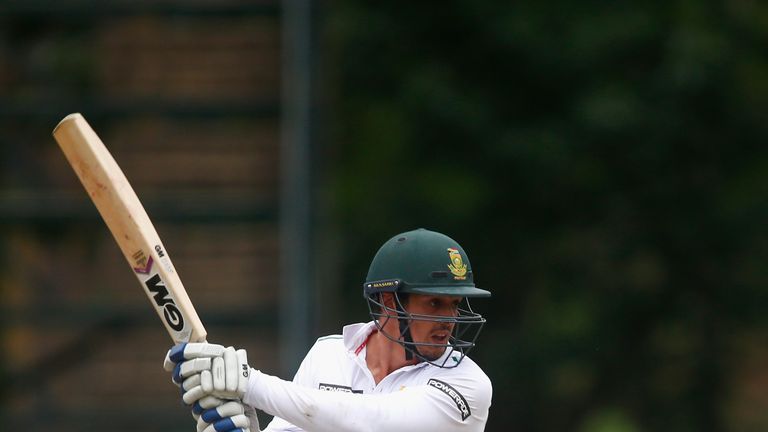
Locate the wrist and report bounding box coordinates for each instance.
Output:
[243,368,262,407]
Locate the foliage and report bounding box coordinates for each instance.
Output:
[329,1,768,430]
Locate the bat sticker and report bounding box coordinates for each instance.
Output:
[133,255,154,274]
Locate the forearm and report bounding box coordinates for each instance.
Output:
[244,370,477,432]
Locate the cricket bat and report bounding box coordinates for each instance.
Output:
[52,113,207,344]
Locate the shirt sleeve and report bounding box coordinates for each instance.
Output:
[261,342,320,432]
[245,369,492,432]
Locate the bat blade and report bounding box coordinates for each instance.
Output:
[53,113,206,343]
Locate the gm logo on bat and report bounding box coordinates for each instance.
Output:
[133,248,185,333]
[145,272,184,332]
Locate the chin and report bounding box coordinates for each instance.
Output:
[419,348,446,361]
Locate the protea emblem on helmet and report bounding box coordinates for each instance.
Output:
[447,248,467,280]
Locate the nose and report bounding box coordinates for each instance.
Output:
[439,305,459,318]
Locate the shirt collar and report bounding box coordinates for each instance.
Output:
[343,321,457,369]
[342,321,378,352]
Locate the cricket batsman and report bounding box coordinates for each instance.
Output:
[164,228,493,431]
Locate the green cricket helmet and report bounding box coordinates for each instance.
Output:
[363,229,490,368]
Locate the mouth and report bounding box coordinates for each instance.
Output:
[430,332,449,344]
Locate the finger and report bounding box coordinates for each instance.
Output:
[169,342,227,364]
[201,369,213,393]
[224,347,238,392]
[183,343,227,360]
[192,395,225,416]
[183,374,202,392]
[164,344,184,371]
[212,356,226,392]
[198,418,249,432]
[225,414,250,429]
[173,363,183,384]
[197,414,208,432]
[201,401,245,423]
[176,358,213,383]
[236,349,249,395]
[202,414,250,432]
[183,385,207,406]
[174,358,212,384]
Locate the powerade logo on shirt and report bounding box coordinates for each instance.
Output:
[427,379,471,421]
[318,383,363,394]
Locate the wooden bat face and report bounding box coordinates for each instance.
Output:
[53,113,206,343]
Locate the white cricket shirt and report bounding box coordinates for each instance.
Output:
[244,321,492,432]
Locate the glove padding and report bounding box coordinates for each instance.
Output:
[164,343,250,404]
[191,395,228,417]
[196,400,259,432]
[164,343,259,431]
[164,342,227,382]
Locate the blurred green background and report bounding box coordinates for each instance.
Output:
[2,1,768,431]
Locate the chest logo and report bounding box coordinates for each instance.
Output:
[428,379,471,421]
[318,383,363,394]
[447,248,467,280]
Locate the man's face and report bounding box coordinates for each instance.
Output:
[403,294,462,361]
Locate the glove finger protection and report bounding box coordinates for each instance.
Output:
[204,415,250,432]
[167,344,251,402]
[191,394,225,422]
[183,369,215,406]
[210,347,250,399]
[200,401,245,424]
[164,342,226,372]
[213,355,226,392]
[225,347,238,392]
[198,411,251,432]
[184,369,220,405]
[201,369,214,394]
[183,373,202,392]
[184,383,210,406]
[192,395,227,416]
[173,357,213,385]
[191,394,258,429]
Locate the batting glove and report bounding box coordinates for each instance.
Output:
[164,342,250,403]
[195,400,260,432]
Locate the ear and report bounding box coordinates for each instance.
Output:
[380,292,398,315]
